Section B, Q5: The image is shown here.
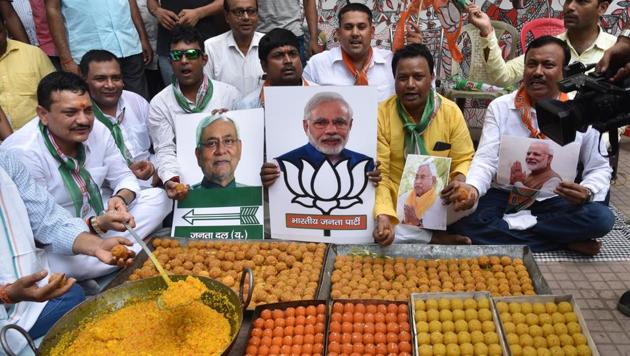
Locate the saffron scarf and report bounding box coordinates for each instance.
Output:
[341,47,373,85]
[514,86,569,138]
[405,185,438,221]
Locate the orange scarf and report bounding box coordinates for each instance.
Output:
[259,78,309,107]
[341,47,373,86]
[514,86,569,139]
[404,185,437,220]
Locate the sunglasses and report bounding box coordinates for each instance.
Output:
[169,49,203,62]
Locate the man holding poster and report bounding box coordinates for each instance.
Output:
[373,44,475,246]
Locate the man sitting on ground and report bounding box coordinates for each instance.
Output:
[449,36,614,255]
[2,71,170,279]
[373,44,475,246]
[0,149,134,354]
[80,49,157,186]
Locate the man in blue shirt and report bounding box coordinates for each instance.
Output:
[45,0,153,99]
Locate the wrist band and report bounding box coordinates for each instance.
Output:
[60,58,74,65]
[90,216,106,235]
[0,284,14,304]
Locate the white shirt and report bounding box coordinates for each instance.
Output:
[148,79,241,182]
[2,118,140,217]
[466,91,611,201]
[303,46,395,102]
[100,90,152,162]
[204,30,265,95]
[234,79,314,110]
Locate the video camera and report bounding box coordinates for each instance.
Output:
[536,62,630,146]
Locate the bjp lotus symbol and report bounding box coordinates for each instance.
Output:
[280,158,369,235]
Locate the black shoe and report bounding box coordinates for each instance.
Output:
[617,290,630,317]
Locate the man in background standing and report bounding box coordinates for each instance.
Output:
[256,0,320,63]
[148,0,225,85]
[46,0,153,99]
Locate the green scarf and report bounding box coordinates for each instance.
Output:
[39,122,105,217]
[92,102,133,165]
[172,75,213,113]
[396,89,441,157]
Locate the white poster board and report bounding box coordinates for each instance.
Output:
[265,86,378,243]
[172,109,265,239]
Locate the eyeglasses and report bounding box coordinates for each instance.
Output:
[310,118,350,130]
[199,137,238,150]
[230,8,257,18]
[169,49,203,62]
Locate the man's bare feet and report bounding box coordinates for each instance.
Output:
[566,239,602,256]
[430,232,472,245]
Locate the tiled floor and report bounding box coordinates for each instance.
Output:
[542,136,630,355]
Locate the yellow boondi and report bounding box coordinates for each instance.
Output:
[51,278,231,356]
[161,276,207,309]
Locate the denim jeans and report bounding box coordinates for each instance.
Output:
[158,55,174,87]
[28,284,85,339]
[448,188,615,252]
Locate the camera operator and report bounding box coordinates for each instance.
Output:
[597,25,630,317]
[596,24,630,82]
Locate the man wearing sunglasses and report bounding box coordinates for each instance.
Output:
[235,28,310,110]
[203,0,264,95]
[148,25,240,201]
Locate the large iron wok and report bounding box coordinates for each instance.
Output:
[1,269,253,356]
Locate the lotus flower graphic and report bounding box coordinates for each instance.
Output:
[280,158,370,236]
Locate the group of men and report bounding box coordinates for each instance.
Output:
[1,0,629,351]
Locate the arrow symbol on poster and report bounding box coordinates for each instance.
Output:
[182,207,260,225]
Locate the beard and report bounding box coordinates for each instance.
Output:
[307,132,346,156]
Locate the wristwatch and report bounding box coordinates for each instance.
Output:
[585,187,594,203]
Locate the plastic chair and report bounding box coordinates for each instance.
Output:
[444,20,519,143]
[520,18,565,53]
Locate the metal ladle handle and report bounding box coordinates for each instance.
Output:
[1,325,38,356]
[239,267,254,310]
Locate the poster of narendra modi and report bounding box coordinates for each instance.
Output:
[497,136,580,197]
[265,86,378,243]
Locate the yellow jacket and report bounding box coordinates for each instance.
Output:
[375,93,474,222]
[0,40,55,129]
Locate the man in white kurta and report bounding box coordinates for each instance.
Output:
[149,25,240,200]
[0,149,134,354]
[448,36,614,255]
[3,73,170,280]
[80,49,156,187]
